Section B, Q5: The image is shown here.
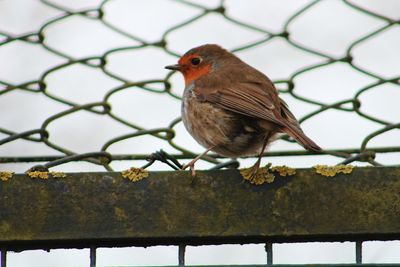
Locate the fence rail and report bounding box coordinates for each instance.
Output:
[1,166,400,266]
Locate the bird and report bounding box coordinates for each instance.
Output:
[165,44,320,177]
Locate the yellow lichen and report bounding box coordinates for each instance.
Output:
[27,171,49,179]
[50,171,67,178]
[114,207,128,220]
[313,164,354,177]
[0,171,14,181]
[271,165,296,176]
[121,167,149,182]
[240,164,275,185]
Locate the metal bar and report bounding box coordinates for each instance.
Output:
[356,241,362,264]
[1,146,399,163]
[0,167,400,250]
[178,244,186,266]
[265,242,273,265]
[90,246,96,267]
[1,248,6,267]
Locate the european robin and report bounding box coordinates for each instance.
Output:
[165,44,320,176]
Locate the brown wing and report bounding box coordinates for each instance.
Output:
[195,81,284,126]
[279,98,302,130]
[194,81,321,151]
[279,98,321,151]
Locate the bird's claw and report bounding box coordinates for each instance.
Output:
[182,162,196,176]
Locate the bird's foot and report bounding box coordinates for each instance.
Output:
[182,160,196,177]
[248,162,261,178]
[181,147,215,177]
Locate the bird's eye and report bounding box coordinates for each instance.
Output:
[190,57,201,65]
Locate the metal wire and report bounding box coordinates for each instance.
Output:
[0,249,6,267]
[90,246,96,267]
[0,0,399,172]
[265,242,273,266]
[356,241,363,264]
[178,244,186,266]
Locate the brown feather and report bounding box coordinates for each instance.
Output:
[279,99,321,151]
[195,85,282,126]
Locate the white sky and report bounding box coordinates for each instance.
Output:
[1,0,400,266]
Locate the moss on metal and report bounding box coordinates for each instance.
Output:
[0,172,13,181]
[121,167,149,182]
[26,171,49,179]
[50,171,67,178]
[240,164,296,185]
[271,165,296,176]
[240,163,276,185]
[313,164,354,177]
[0,167,399,250]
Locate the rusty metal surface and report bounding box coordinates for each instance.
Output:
[0,167,399,250]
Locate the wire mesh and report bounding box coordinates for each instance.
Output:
[0,0,399,172]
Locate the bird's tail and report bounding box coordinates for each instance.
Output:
[283,125,321,151]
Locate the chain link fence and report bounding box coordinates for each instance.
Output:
[0,0,399,172]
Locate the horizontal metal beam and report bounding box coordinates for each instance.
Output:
[0,146,398,163]
[0,167,399,250]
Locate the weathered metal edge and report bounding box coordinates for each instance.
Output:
[0,167,399,250]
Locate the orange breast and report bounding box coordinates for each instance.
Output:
[183,64,211,85]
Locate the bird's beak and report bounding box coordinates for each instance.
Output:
[165,64,181,71]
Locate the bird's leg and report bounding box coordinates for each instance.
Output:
[182,146,215,176]
[249,135,270,178]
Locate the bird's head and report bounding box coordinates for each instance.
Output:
[165,44,233,85]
